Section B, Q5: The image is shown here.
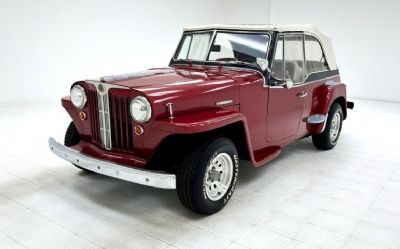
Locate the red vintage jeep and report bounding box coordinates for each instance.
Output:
[49,24,353,214]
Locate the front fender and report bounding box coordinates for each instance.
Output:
[151,108,244,134]
[150,108,266,167]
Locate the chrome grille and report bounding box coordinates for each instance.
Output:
[85,81,130,151]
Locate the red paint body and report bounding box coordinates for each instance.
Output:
[63,64,347,169]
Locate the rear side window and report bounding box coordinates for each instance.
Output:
[305,35,329,74]
[271,34,306,83]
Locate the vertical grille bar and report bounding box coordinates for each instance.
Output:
[92,90,100,145]
[110,95,119,150]
[118,97,124,150]
[98,91,112,150]
[124,98,131,151]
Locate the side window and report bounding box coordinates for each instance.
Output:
[305,35,329,74]
[271,35,283,80]
[284,34,305,83]
[176,35,192,59]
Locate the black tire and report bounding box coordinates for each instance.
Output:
[177,138,239,215]
[312,103,343,150]
[64,122,92,172]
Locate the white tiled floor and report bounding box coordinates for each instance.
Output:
[0,99,399,249]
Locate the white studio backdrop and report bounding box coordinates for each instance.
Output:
[0,0,269,104]
[269,0,400,103]
[1,0,399,103]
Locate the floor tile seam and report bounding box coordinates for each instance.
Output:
[0,230,30,249]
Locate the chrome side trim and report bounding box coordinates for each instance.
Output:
[307,114,326,124]
[325,79,339,86]
[48,137,176,189]
[269,74,340,88]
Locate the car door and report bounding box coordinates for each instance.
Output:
[300,35,332,133]
[266,34,307,143]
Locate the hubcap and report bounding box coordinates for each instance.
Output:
[330,112,341,142]
[205,153,233,201]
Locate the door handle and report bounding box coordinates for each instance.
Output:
[297,91,308,98]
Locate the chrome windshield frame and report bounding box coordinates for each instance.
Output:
[171,29,272,69]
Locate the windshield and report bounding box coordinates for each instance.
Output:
[174,31,270,65]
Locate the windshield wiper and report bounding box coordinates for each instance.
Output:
[174,58,194,66]
[217,60,252,66]
[175,58,191,62]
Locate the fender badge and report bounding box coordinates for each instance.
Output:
[216,100,233,106]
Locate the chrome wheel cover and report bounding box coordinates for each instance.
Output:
[330,112,341,142]
[205,153,233,201]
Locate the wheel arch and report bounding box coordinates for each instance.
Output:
[148,121,251,172]
[331,96,347,119]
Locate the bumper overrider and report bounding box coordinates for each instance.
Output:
[48,137,176,189]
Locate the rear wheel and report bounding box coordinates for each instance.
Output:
[177,138,239,215]
[312,103,343,150]
[64,122,92,172]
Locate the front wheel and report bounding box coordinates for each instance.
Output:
[312,103,343,150]
[177,138,239,215]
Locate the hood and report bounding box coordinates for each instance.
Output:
[100,66,234,89]
[99,66,241,119]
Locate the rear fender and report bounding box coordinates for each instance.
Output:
[307,84,347,134]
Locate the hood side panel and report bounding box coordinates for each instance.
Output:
[98,66,263,119]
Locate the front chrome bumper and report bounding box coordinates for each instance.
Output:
[48,137,176,189]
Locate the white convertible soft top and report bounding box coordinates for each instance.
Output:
[184,24,338,70]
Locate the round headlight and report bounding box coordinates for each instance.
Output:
[70,85,87,109]
[130,96,152,122]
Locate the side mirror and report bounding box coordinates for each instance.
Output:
[210,45,221,52]
[284,79,294,89]
[256,58,270,72]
